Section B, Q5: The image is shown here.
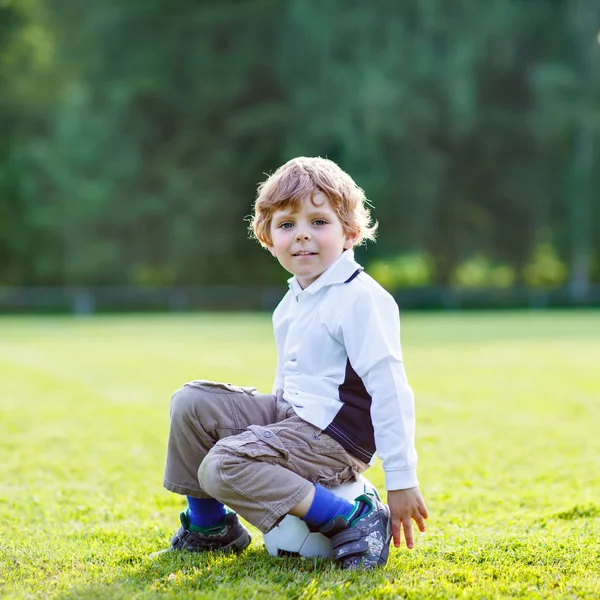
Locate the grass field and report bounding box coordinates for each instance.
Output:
[1,310,599,599]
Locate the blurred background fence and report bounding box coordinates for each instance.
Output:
[1,0,599,311]
[1,284,599,314]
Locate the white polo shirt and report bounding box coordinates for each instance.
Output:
[272,250,418,490]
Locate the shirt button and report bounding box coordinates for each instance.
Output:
[263,430,273,438]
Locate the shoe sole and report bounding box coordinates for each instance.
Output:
[149,530,252,559]
[223,529,252,553]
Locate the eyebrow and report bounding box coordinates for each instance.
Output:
[273,210,333,221]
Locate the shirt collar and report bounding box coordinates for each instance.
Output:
[288,250,362,299]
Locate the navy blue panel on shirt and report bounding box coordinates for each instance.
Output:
[344,268,363,284]
[324,359,376,462]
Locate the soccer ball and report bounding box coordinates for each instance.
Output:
[262,474,380,558]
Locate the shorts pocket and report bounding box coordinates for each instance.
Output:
[310,465,358,488]
[185,380,257,395]
[219,426,290,464]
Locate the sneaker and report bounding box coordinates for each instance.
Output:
[319,494,392,570]
[151,510,252,556]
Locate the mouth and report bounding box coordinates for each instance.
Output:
[292,251,317,257]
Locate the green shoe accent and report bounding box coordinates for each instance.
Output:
[180,509,226,534]
[343,501,362,522]
[319,497,373,532]
[349,494,374,527]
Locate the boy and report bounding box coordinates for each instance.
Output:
[159,157,428,570]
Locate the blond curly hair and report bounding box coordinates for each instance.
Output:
[250,157,377,248]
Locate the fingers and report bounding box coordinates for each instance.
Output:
[402,518,414,549]
[392,518,402,548]
[387,492,430,550]
[414,512,427,533]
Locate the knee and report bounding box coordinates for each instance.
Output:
[169,385,205,427]
[198,444,230,499]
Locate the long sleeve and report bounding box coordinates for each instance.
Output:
[338,290,418,490]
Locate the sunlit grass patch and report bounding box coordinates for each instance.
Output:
[1,311,599,599]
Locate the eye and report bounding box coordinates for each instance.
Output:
[313,219,328,226]
[278,221,293,229]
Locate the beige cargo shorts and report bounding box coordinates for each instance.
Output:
[163,380,368,533]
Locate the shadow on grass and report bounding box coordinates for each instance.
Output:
[54,546,360,600]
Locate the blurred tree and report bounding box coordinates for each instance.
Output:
[21,0,287,285]
[0,0,37,285]
[0,0,598,290]
[275,0,578,284]
[0,0,62,284]
[0,3,22,284]
[566,0,599,299]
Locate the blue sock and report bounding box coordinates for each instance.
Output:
[186,496,226,529]
[301,484,368,528]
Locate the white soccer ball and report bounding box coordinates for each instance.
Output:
[262,474,380,558]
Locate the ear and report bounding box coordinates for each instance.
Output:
[343,227,360,250]
[258,231,276,256]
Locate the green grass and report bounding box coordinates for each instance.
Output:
[1,310,599,599]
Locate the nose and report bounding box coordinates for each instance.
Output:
[295,231,311,241]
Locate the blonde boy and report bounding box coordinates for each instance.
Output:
[159,157,428,569]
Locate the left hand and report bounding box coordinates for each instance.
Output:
[387,487,428,549]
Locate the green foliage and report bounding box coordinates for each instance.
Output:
[0,1,599,286]
[450,255,516,288]
[130,264,176,287]
[1,312,599,598]
[523,242,569,287]
[368,253,435,288]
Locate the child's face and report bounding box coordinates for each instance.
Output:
[267,192,359,289]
